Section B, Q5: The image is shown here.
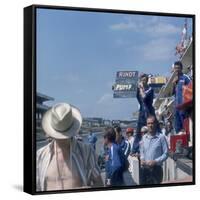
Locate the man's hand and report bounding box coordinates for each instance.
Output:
[139,85,145,98]
[106,179,111,186]
[140,160,146,166]
[146,160,157,167]
[105,155,109,161]
[172,76,179,85]
[131,152,139,157]
[138,82,144,89]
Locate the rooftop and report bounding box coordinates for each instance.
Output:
[37,92,54,103]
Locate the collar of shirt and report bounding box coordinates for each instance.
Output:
[145,132,160,139]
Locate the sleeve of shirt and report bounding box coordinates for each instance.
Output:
[36,149,42,191]
[139,138,145,161]
[36,144,51,192]
[144,87,152,95]
[88,146,101,178]
[111,146,114,165]
[132,134,142,153]
[184,74,191,85]
[123,141,130,158]
[143,88,153,102]
[136,87,142,105]
[155,135,169,165]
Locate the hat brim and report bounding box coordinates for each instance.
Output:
[42,105,82,139]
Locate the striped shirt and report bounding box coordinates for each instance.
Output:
[36,138,102,191]
[119,138,131,158]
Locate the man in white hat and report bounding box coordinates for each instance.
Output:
[36,103,103,191]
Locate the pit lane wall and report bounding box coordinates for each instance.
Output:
[127,155,192,185]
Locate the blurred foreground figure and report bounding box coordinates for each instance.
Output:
[37,103,103,191]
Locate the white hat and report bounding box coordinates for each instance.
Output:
[42,103,82,139]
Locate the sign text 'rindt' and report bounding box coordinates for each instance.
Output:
[117,71,137,78]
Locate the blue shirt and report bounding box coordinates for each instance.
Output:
[110,143,122,169]
[136,86,155,116]
[118,137,131,158]
[88,133,97,144]
[140,133,169,165]
[174,74,191,105]
[106,143,122,178]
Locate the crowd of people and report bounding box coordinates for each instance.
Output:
[36,60,192,191]
[102,116,168,186]
[100,60,192,186]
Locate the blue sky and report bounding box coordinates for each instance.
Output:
[36,8,193,120]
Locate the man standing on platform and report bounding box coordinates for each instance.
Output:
[172,61,191,133]
[139,115,169,185]
[132,74,156,154]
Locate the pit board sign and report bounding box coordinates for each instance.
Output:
[113,71,139,98]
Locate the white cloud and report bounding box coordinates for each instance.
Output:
[110,22,137,31]
[110,16,180,37]
[146,23,180,36]
[109,16,182,62]
[140,38,176,61]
